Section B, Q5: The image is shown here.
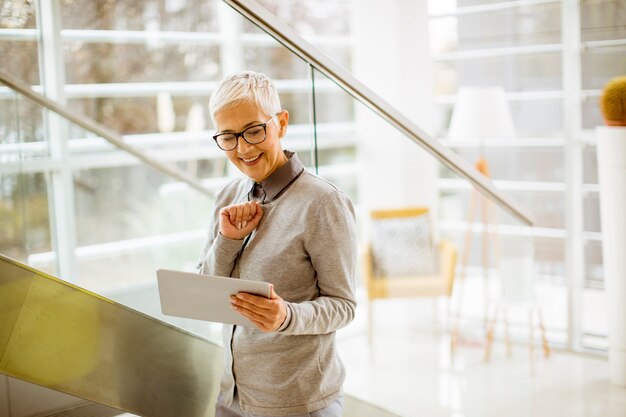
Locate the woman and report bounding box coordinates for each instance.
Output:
[196,71,357,417]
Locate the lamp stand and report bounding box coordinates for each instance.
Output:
[452,157,500,347]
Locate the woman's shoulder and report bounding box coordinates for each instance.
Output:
[294,171,355,223]
[295,170,343,197]
[293,171,353,209]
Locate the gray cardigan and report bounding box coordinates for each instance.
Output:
[196,170,357,416]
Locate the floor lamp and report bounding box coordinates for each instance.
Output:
[447,86,514,338]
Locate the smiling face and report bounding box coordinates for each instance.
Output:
[215,101,289,182]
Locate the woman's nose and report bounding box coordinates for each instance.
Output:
[237,136,255,154]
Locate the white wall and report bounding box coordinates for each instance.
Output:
[352,0,437,214]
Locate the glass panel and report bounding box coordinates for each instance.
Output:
[581,46,626,90]
[582,288,608,350]
[243,42,310,79]
[73,164,214,248]
[67,96,215,136]
[429,4,561,52]
[512,99,564,133]
[433,54,562,95]
[581,0,626,42]
[583,194,601,233]
[582,238,604,351]
[63,42,222,84]
[436,100,564,135]
[0,171,53,269]
[443,147,565,182]
[58,0,223,157]
[311,68,553,354]
[0,40,40,85]
[78,240,203,292]
[534,238,566,281]
[0,93,19,164]
[0,93,50,162]
[244,1,352,37]
[582,99,604,130]
[442,189,566,229]
[243,26,353,72]
[242,1,353,69]
[0,92,53,273]
[583,145,599,184]
[0,0,39,84]
[581,46,626,130]
[584,239,604,288]
[457,0,516,7]
[59,0,219,32]
[310,69,357,202]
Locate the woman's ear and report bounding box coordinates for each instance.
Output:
[277,110,289,138]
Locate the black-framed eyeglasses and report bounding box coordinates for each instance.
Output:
[212,115,277,151]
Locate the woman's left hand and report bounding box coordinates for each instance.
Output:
[230,284,288,332]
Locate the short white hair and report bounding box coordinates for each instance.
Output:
[209,71,282,127]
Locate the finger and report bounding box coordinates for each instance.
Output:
[235,298,283,329]
[235,205,244,229]
[248,201,258,219]
[232,296,273,315]
[234,302,271,325]
[269,284,278,299]
[235,293,273,310]
[220,207,237,230]
[232,304,267,328]
[219,208,231,226]
[249,203,264,227]
[227,206,237,225]
[242,204,251,228]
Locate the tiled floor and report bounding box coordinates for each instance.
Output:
[338,328,626,417]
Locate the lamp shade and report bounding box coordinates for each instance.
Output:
[448,86,515,141]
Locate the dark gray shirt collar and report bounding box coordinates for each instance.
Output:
[248,150,305,203]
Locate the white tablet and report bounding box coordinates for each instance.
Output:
[156,268,271,327]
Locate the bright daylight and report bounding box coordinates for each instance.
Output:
[1,1,625,416]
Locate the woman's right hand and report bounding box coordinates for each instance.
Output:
[219,201,263,240]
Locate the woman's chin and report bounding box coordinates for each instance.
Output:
[241,164,267,182]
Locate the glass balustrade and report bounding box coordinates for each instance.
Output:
[309,65,540,341]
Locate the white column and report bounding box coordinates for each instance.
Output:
[597,126,626,387]
[561,0,584,352]
[352,0,437,214]
[36,0,78,283]
[217,1,244,76]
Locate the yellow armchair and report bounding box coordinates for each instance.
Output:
[363,208,457,345]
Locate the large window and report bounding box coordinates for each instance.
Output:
[2,0,620,353]
[429,0,625,352]
[0,0,356,298]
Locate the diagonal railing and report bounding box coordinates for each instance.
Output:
[223,0,534,226]
[0,69,213,198]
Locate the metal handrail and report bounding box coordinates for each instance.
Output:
[0,70,213,198]
[223,0,534,226]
